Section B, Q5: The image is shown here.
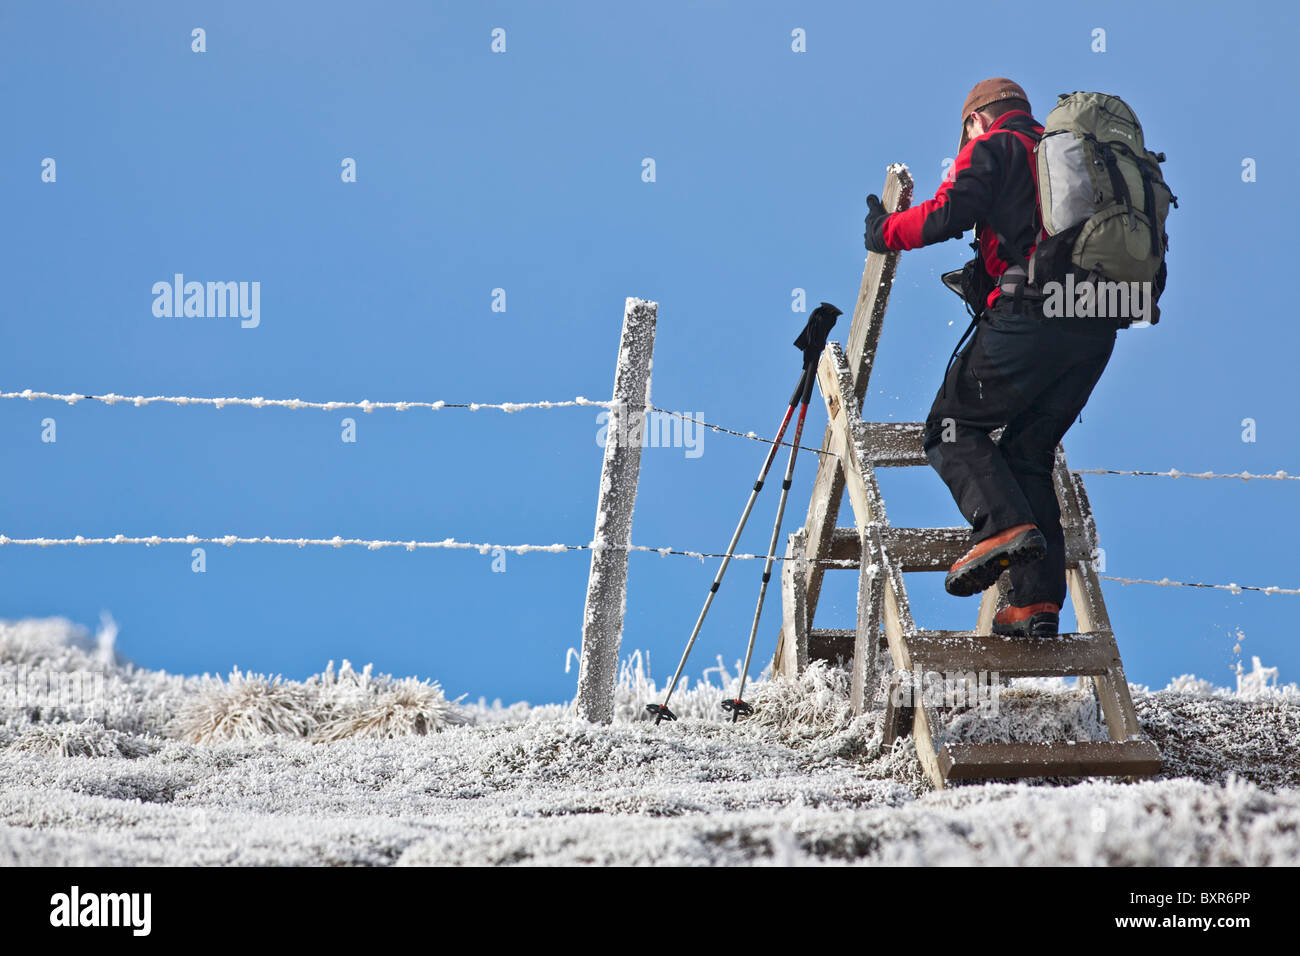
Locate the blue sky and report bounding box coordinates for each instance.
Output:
[3,0,1296,704]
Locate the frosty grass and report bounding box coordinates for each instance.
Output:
[1,617,1297,866]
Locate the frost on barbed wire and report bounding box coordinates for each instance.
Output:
[1075,467,1298,481]
[0,534,577,556]
[1,536,1296,593]
[1099,574,1300,596]
[0,389,614,413]
[2,535,1292,594]
[4,388,1295,485]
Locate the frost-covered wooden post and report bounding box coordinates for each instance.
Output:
[576,297,657,723]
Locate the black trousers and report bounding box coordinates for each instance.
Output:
[922,298,1116,608]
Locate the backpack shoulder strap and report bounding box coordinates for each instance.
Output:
[986,118,1045,269]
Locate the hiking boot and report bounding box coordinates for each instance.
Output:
[992,601,1061,637]
[944,523,1047,597]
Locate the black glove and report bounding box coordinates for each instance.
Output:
[794,302,842,367]
[864,193,890,254]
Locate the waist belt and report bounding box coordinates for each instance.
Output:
[997,266,1046,313]
[996,269,1129,330]
[998,265,1044,298]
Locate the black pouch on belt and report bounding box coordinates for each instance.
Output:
[941,256,996,320]
[937,256,996,399]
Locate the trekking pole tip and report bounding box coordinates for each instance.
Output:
[720,698,754,720]
[646,703,677,724]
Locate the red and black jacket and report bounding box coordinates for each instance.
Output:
[868,110,1044,308]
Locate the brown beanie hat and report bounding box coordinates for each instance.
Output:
[958,77,1030,150]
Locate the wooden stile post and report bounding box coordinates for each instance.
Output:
[576,297,657,723]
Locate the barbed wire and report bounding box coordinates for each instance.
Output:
[646,405,838,457]
[1099,574,1300,596]
[0,389,835,456]
[669,415,1296,479]
[0,389,614,413]
[0,532,858,566]
[1076,467,1298,482]
[661,408,1295,478]
[0,534,579,554]
[1,533,1293,594]
[6,388,1288,481]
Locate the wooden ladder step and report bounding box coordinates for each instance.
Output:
[937,739,1162,781]
[863,421,1013,468]
[808,628,890,664]
[809,628,853,662]
[863,422,927,467]
[827,525,1092,571]
[907,629,1120,677]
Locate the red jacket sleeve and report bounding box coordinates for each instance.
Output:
[877,136,1003,251]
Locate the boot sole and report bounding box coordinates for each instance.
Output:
[992,614,1060,638]
[945,529,1048,597]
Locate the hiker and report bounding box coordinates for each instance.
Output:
[863,78,1121,639]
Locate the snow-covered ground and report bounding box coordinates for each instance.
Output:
[1,616,1297,866]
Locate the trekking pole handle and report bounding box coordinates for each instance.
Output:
[798,358,818,405]
[788,363,811,407]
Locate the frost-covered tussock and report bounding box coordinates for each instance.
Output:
[0,617,189,742]
[0,615,122,670]
[10,719,157,759]
[310,661,469,742]
[747,660,860,742]
[170,661,468,744]
[170,670,316,743]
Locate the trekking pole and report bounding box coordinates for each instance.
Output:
[721,365,818,720]
[723,302,841,721]
[645,364,810,726]
[646,303,841,726]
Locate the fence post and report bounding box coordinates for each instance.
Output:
[576,297,658,723]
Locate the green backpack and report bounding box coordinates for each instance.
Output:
[1029,92,1178,324]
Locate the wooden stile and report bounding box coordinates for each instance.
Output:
[771,166,1159,788]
